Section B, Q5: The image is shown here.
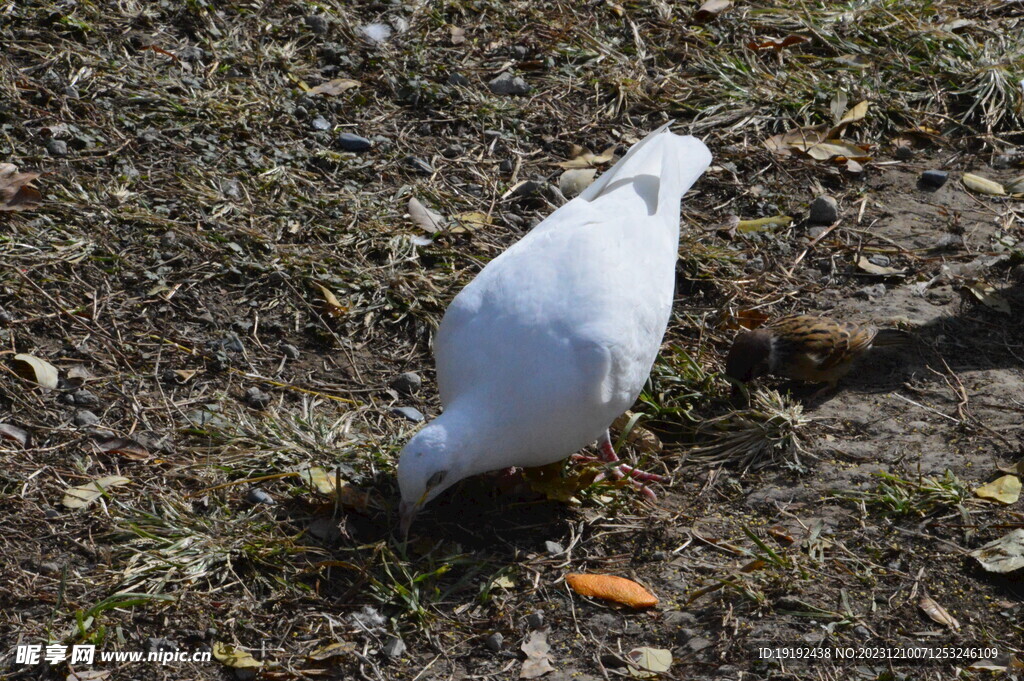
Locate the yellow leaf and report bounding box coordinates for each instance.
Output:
[735,215,793,233]
[565,573,658,608]
[974,475,1021,505]
[522,460,599,502]
[213,642,262,669]
[298,466,339,495]
[62,475,131,509]
[919,595,960,629]
[307,641,356,660]
[312,283,347,317]
[963,173,1006,196]
[12,353,59,389]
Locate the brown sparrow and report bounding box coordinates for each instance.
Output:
[725,314,911,388]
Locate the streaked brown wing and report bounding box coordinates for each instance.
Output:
[769,315,877,370]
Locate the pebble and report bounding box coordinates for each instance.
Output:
[485,632,504,652]
[894,144,914,160]
[919,169,948,189]
[64,85,80,99]
[509,45,529,60]
[280,343,300,360]
[72,389,99,407]
[0,306,11,324]
[525,612,544,629]
[46,139,68,157]
[447,72,470,87]
[44,507,61,519]
[245,387,271,409]
[405,156,433,174]
[544,540,564,556]
[337,133,372,152]
[808,195,838,225]
[390,372,422,395]
[807,225,828,239]
[177,46,205,62]
[304,14,329,34]
[146,637,179,653]
[311,116,331,131]
[382,636,406,659]
[74,410,100,427]
[246,488,275,506]
[223,334,244,352]
[499,159,514,173]
[391,406,425,423]
[992,152,1020,169]
[160,231,177,248]
[867,254,890,267]
[488,72,531,96]
[688,636,713,652]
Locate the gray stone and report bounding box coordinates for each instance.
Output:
[688,636,713,652]
[448,72,470,87]
[390,372,422,395]
[46,139,68,157]
[246,488,275,505]
[311,116,331,131]
[488,72,531,96]
[245,387,271,409]
[280,343,300,360]
[146,637,179,653]
[919,169,948,189]
[391,406,424,422]
[382,636,406,659]
[808,195,838,225]
[72,389,99,407]
[305,14,329,34]
[544,540,564,556]
[485,632,504,652]
[894,144,914,160]
[338,133,372,152]
[74,410,100,427]
[159,231,177,248]
[405,156,433,174]
[177,46,205,62]
[525,612,544,629]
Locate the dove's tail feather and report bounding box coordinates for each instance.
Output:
[872,328,914,347]
[580,122,712,218]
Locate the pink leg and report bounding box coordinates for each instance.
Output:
[586,431,665,501]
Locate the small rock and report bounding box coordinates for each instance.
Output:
[544,540,564,556]
[854,625,871,639]
[652,550,668,561]
[72,389,99,407]
[867,254,890,267]
[160,231,177,249]
[856,284,887,300]
[663,611,698,627]
[304,14,330,34]
[807,225,828,239]
[688,636,713,652]
[390,372,422,395]
[525,612,544,629]
[919,169,948,189]
[177,45,205,62]
[382,636,406,659]
[311,116,331,131]
[509,45,529,60]
[146,637,179,654]
[0,306,11,324]
[499,159,514,173]
[391,406,425,423]
[246,488,275,506]
[485,632,504,652]
[405,156,433,174]
[894,144,914,160]
[280,343,300,360]
[74,410,100,427]
[808,195,838,225]
[46,139,68,157]
[448,72,471,87]
[223,334,244,352]
[933,233,964,250]
[64,85,80,99]
[337,133,372,152]
[992,152,1020,169]
[198,311,216,326]
[44,507,60,519]
[245,387,271,409]
[488,72,531,96]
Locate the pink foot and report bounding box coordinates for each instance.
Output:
[573,433,665,501]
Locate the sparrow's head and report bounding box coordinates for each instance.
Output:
[725,329,773,383]
[396,422,464,535]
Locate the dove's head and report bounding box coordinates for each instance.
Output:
[396,420,468,535]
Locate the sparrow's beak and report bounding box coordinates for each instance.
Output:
[398,500,418,537]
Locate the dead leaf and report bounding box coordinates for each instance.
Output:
[96,437,151,461]
[407,197,445,232]
[856,256,905,277]
[0,423,29,447]
[919,595,960,629]
[970,529,1024,574]
[62,475,131,509]
[767,525,796,545]
[66,365,94,385]
[997,458,1024,476]
[312,283,348,317]
[307,641,356,660]
[449,26,466,44]
[213,642,262,669]
[1005,175,1024,194]
[963,173,1005,196]
[67,671,111,681]
[0,163,42,211]
[491,574,515,589]
[962,282,1011,314]
[736,215,793,233]
[308,78,360,96]
[12,354,59,389]
[565,573,658,608]
[974,475,1021,505]
[558,168,597,198]
[612,412,662,454]
[837,100,870,127]
[726,308,770,330]
[173,369,200,382]
[522,460,600,502]
[792,139,872,162]
[764,124,829,155]
[520,629,554,679]
[556,145,616,169]
[747,35,808,51]
[693,0,731,23]
[299,466,339,495]
[626,647,673,678]
[453,211,492,231]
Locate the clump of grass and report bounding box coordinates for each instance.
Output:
[687,389,810,471]
[850,470,970,518]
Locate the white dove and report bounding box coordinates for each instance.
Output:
[398,122,712,533]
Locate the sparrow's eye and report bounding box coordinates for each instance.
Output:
[426,470,447,489]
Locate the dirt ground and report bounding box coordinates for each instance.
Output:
[1,1,1023,680]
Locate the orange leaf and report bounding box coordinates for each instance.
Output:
[565,573,658,608]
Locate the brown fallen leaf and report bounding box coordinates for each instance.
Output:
[919,595,960,629]
[693,0,731,23]
[308,78,360,96]
[0,423,29,447]
[725,308,771,331]
[611,412,662,454]
[565,573,658,608]
[747,35,808,51]
[520,629,554,679]
[312,282,348,317]
[0,163,42,211]
[96,437,151,461]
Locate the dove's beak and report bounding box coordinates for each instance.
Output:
[398,500,418,537]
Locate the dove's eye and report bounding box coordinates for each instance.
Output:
[426,470,447,489]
